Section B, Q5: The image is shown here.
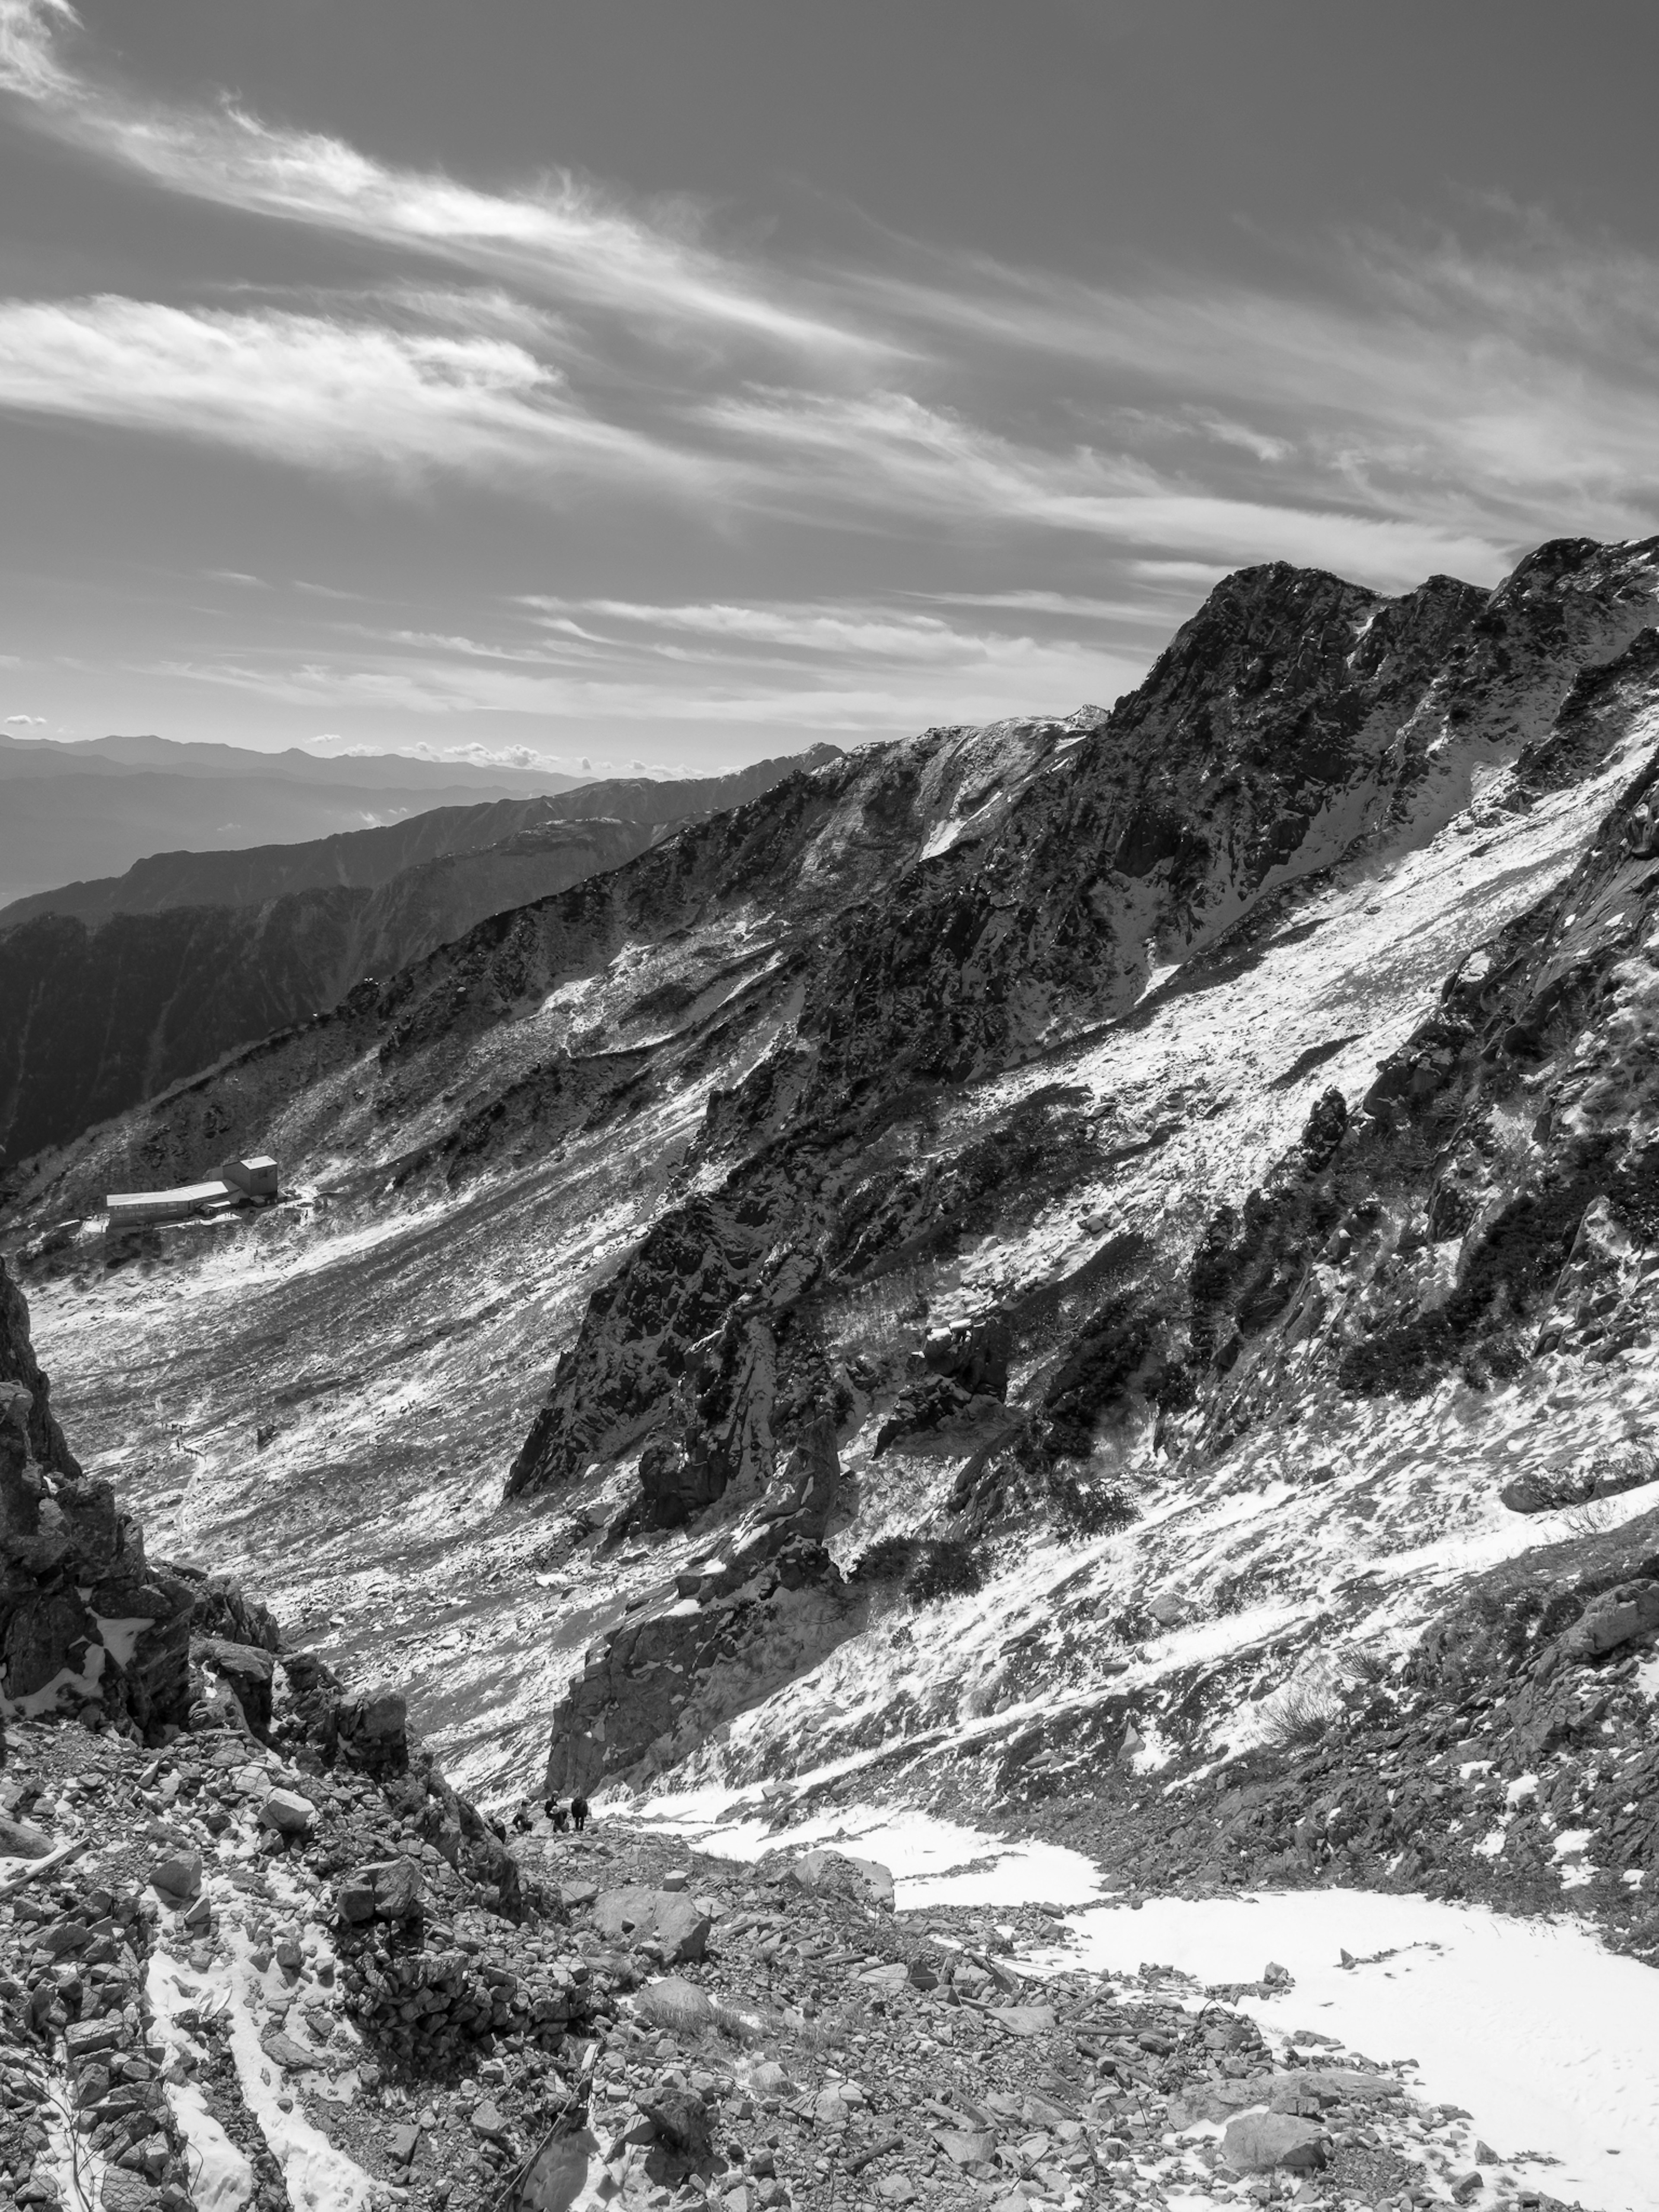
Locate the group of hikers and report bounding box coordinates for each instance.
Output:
[510,1792,589,1835]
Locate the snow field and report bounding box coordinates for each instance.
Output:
[645,1797,1659,2212]
[1057,1889,1659,2212]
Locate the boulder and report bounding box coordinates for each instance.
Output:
[1223,2112,1329,2173]
[99,2171,157,2212]
[179,1568,283,1654]
[654,1897,713,1965]
[259,1789,318,1838]
[638,2084,713,2159]
[594,1884,664,1941]
[635,1977,715,2034]
[1500,1472,1560,1513]
[1180,2069,1401,2127]
[1560,1580,1659,1661]
[337,1856,423,1925]
[261,2029,339,2074]
[279,1651,407,1776]
[874,1375,1007,1456]
[334,1684,410,1777]
[935,2129,997,2167]
[149,1848,203,1907]
[789,1848,895,1913]
[593,1885,710,1964]
[543,1532,859,1796]
[0,1811,53,1857]
[1273,2068,1402,2109]
[193,1637,276,1736]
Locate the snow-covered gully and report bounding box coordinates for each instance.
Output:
[645,1800,1659,2212]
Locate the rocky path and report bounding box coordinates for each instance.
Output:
[1,1678,1599,2212]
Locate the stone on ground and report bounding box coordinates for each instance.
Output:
[1223,2110,1331,2172]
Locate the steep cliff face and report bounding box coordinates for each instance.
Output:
[504,541,1659,1519]
[0,1251,77,1478]
[12,538,1659,1830]
[0,752,835,1170]
[0,1254,197,1726]
[1187,727,1659,1424]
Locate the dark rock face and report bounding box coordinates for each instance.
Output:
[544,1524,861,1796]
[507,545,1659,1524]
[191,1635,276,1736]
[281,1649,411,1778]
[1173,729,1659,1429]
[0,1252,77,1477]
[0,1263,196,1729]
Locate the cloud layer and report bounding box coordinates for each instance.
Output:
[6,0,1659,748]
[0,296,685,481]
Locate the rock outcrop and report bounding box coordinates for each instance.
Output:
[0,1261,197,1731]
[545,1518,863,1796]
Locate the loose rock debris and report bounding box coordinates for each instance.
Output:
[3,1707,1586,2212]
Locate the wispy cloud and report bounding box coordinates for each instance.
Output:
[144,590,1147,734]
[0,296,687,484]
[909,589,1189,622]
[7,0,1659,596]
[698,385,1510,585]
[0,0,71,100]
[523,596,1098,665]
[0,0,873,366]
[12,0,1659,756]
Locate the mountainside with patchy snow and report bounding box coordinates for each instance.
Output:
[0,752,837,1170]
[8,536,1659,1978]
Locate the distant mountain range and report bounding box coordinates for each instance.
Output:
[0,747,839,1168]
[0,755,837,929]
[0,730,588,906]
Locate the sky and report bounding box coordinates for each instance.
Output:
[4,1,1659,775]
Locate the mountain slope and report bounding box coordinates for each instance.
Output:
[8,533,1659,1910]
[0,752,836,1170]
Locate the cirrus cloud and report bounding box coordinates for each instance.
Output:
[0,295,691,485]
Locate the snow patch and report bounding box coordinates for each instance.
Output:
[1052,1889,1659,2212]
[149,1951,258,2211]
[636,1798,1104,1909]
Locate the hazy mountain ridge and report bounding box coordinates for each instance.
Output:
[0,752,838,1170]
[7,541,1659,1977]
[0,749,842,929]
[0,728,584,791]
